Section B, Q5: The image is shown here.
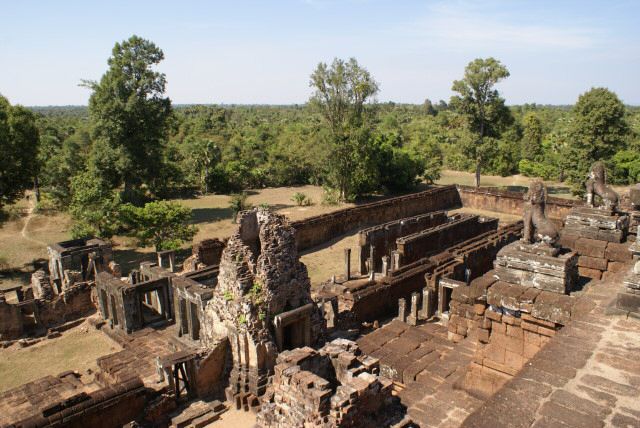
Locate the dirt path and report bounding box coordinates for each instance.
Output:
[19,197,46,247]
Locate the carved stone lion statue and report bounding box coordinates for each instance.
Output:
[523,180,559,246]
[586,161,619,210]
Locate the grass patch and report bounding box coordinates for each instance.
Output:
[0,324,121,392]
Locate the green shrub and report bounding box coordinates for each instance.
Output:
[518,159,557,181]
[223,290,233,301]
[229,191,252,223]
[291,192,312,206]
[321,187,341,206]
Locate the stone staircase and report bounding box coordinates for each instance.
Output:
[169,400,227,428]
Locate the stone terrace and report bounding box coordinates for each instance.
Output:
[462,269,640,428]
[96,325,193,388]
[0,372,98,426]
[357,320,484,427]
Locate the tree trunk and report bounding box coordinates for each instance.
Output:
[33,176,41,203]
[475,162,481,188]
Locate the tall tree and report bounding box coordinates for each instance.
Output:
[309,58,379,200]
[0,95,39,209]
[69,170,122,238]
[521,112,543,161]
[450,58,512,187]
[565,88,629,191]
[120,201,197,251]
[85,35,172,203]
[181,137,222,194]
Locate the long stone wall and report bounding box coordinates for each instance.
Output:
[358,211,448,273]
[0,283,94,341]
[292,185,461,250]
[397,214,499,266]
[457,185,581,220]
[347,222,522,323]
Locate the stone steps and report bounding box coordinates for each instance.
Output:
[169,400,227,428]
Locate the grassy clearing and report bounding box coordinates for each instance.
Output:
[0,210,72,290]
[0,185,355,287]
[177,185,356,243]
[2,173,632,290]
[0,322,121,392]
[436,170,575,198]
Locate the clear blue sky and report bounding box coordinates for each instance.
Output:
[1,0,638,106]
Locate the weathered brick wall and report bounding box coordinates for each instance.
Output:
[257,340,406,428]
[10,377,147,428]
[0,284,94,341]
[358,211,448,273]
[457,185,581,220]
[348,223,521,324]
[449,271,575,398]
[292,185,461,250]
[0,297,23,339]
[559,235,632,280]
[397,215,498,265]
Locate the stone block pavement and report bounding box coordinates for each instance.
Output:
[97,325,192,388]
[462,269,640,428]
[357,320,485,427]
[0,372,99,426]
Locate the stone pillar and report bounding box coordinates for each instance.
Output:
[168,252,175,273]
[407,292,419,326]
[392,251,401,270]
[397,298,407,322]
[156,357,165,382]
[382,256,390,277]
[369,245,375,273]
[419,288,431,320]
[344,248,351,280]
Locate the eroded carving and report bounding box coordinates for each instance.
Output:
[522,180,559,246]
[586,161,619,210]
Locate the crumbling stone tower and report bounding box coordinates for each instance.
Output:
[201,208,325,407]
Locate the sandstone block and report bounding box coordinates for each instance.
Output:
[579,266,602,280]
[575,238,608,258]
[578,255,608,271]
[607,261,627,273]
[605,242,632,262]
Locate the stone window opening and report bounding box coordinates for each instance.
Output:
[140,290,164,325]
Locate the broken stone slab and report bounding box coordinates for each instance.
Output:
[616,290,640,314]
[531,291,573,325]
[623,268,640,290]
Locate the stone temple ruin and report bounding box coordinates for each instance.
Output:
[2,163,640,427]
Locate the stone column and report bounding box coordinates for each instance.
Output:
[344,248,351,280]
[407,292,419,326]
[397,298,407,322]
[419,287,432,320]
[369,245,375,273]
[168,252,175,273]
[392,251,401,270]
[382,256,390,276]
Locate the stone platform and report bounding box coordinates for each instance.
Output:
[462,269,640,428]
[617,264,640,315]
[563,206,629,243]
[493,242,578,294]
[357,320,484,427]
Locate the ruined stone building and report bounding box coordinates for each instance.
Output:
[2,172,640,428]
